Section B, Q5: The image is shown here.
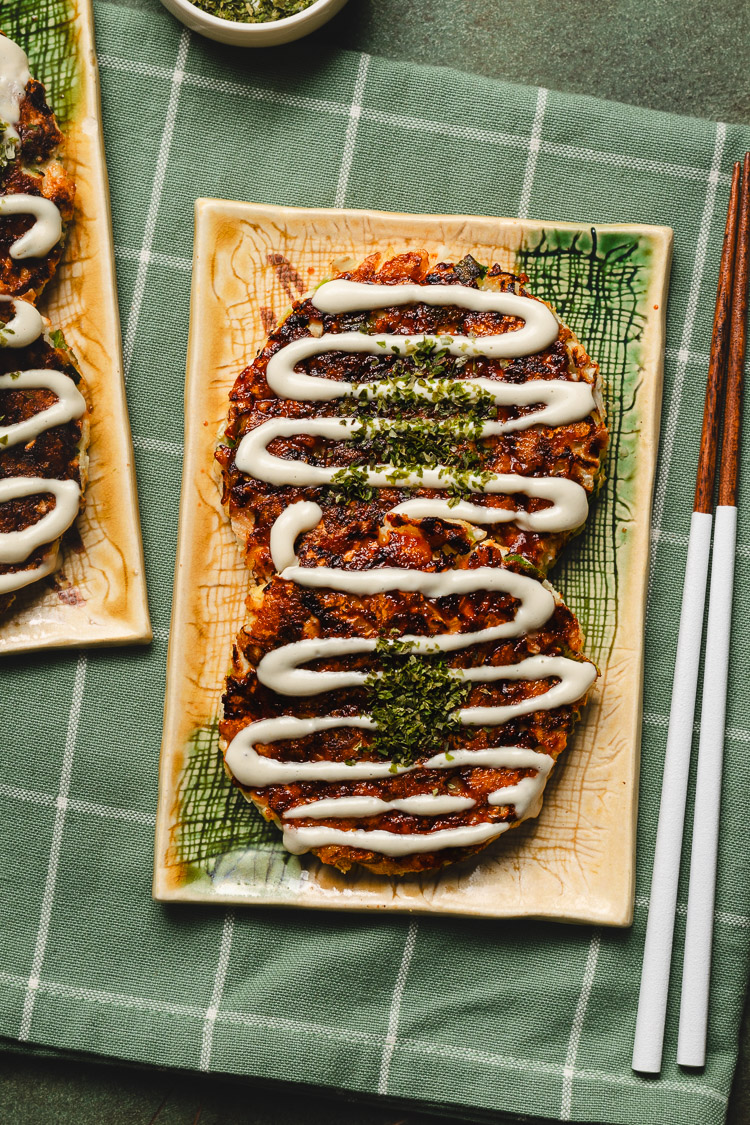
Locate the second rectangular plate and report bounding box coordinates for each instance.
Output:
[0,0,150,653]
[154,200,672,925]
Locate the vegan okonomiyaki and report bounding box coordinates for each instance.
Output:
[216,252,607,874]
[0,33,87,616]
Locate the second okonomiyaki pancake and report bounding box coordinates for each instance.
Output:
[220,535,597,876]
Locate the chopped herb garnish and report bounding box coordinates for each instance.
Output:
[0,123,16,169]
[49,329,67,350]
[190,0,316,22]
[349,415,487,473]
[327,466,377,505]
[364,635,470,768]
[502,552,541,575]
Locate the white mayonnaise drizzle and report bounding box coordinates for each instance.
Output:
[266,334,594,431]
[389,496,583,532]
[0,194,63,259]
[269,499,323,570]
[257,636,595,709]
[0,476,80,563]
[0,546,57,594]
[0,36,29,158]
[0,298,83,586]
[312,279,559,351]
[271,499,556,608]
[0,295,44,348]
[235,417,588,533]
[283,769,550,821]
[225,721,551,785]
[282,819,509,855]
[283,793,477,818]
[0,369,85,448]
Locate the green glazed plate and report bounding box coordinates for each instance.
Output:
[153,200,672,924]
[0,0,150,652]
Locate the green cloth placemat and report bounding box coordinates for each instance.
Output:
[2,1,750,1122]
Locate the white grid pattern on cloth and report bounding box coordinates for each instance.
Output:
[121,29,191,381]
[634,897,750,930]
[643,711,750,745]
[131,433,184,457]
[96,54,733,188]
[18,653,87,1041]
[561,931,602,1119]
[334,53,371,208]
[377,918,419,1096]
[115,244,193,272]
[199,910,235,1071]
[517,87,548,220]
[0,782,155,827]
[651,525,750,560]
[0,964,730,1108]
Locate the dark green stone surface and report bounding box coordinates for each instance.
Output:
[3,0,749,1121]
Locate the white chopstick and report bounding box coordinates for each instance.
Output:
[677,505,737,1065]
[631,512,713,1073]
[632,160,744,1075]
[677,152,749,1068]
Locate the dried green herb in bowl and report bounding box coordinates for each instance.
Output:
[191,0,315,21]
[158,0,348,47]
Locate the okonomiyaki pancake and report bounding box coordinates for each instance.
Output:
[217,251,608,578]
[220,540,598,876]
[0,297,90,616]
[0,34,75,302]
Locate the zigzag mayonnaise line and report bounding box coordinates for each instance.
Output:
[225,277,599,858]
[0,298,84,593]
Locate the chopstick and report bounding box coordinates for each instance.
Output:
[677,151,750,1068]
[631,160,743,1075]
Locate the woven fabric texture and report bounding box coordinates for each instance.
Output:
[2,2,750,1122]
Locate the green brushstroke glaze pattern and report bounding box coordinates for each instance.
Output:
[167,722,276,873]
[519,227,650,663]
[170,228,653,875]
[1,0,79,126]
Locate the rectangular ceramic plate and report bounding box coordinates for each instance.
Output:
[154,200,672,925]
[0,0,151,653]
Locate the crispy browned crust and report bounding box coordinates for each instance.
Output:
[0,324,90,617]
[0,70,74,302]
[220,554,593,875]
[217,251,609,578]
[218,253,604,875]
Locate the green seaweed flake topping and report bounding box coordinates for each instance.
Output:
[364,636,470,769]
[325,412,494,505]
[190,0,316,22]
[350,415,486,472]
[326,339,499,504]
[341,339,498,420]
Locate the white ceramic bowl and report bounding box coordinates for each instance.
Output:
[158,0,349,46]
